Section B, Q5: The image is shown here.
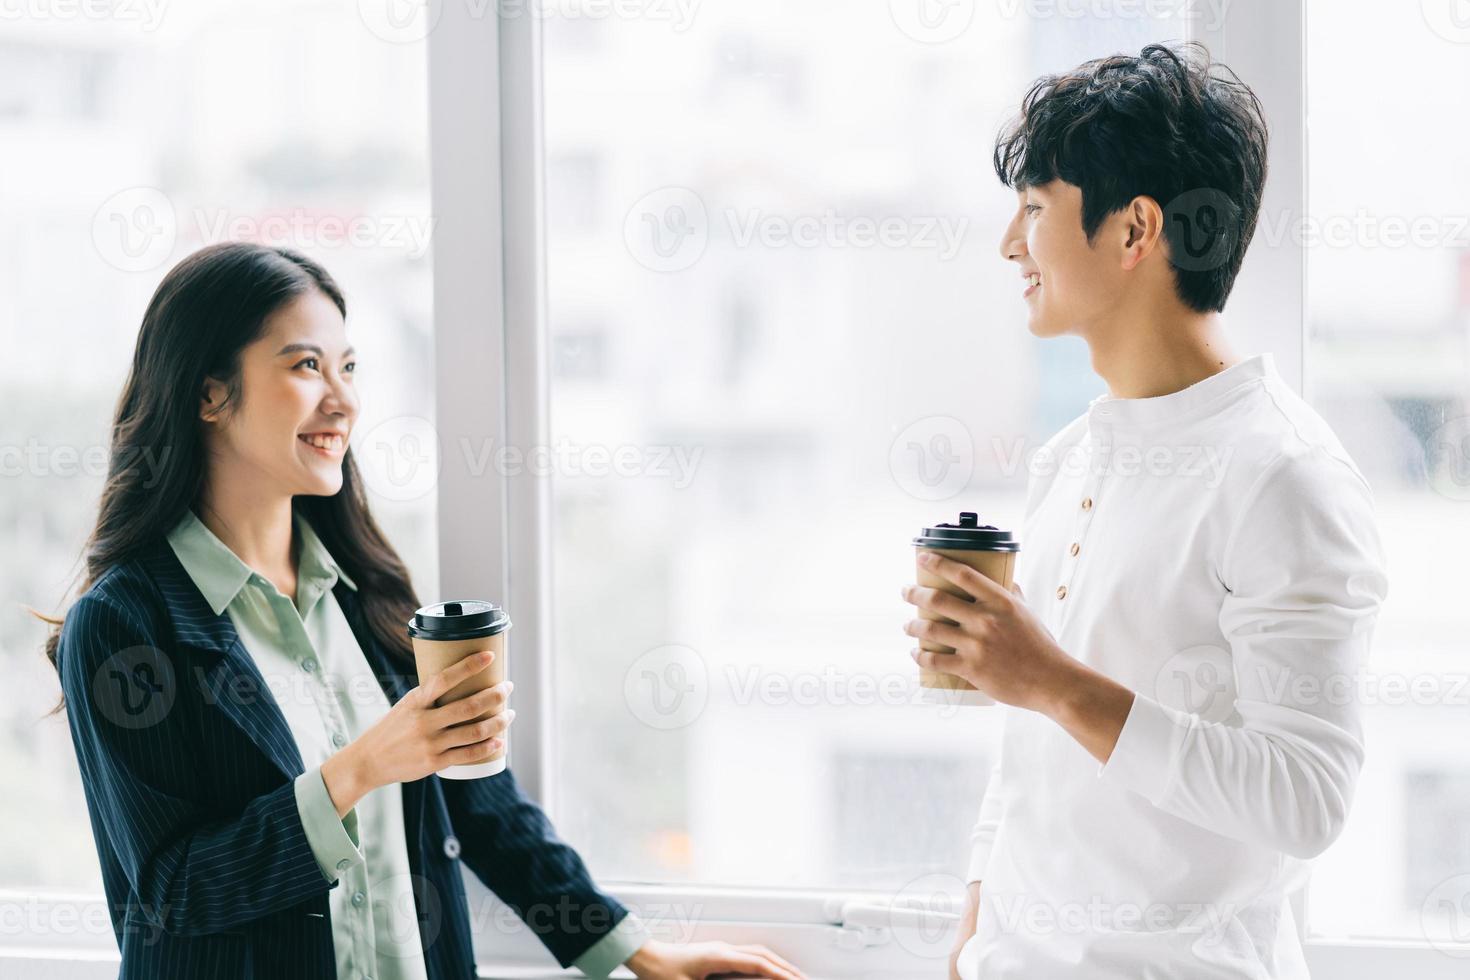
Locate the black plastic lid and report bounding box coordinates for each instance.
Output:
[407,600,511,640]
[913,512,1019,552]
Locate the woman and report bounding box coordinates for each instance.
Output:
[41,242,804,980]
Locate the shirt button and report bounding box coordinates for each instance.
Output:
[1069,542,1080,557]
[301,657,318,673]
[1081,497,1093,511]
[351,891,365,907]
[336,858,351,872]
[332,732,347,749]
[443,834,461,859]
[1056,585,1068,600]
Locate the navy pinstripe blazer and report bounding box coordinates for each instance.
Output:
[56,537,629,979]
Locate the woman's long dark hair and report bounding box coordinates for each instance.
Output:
[37,241,420,713]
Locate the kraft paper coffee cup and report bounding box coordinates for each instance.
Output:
[912,512,1019,707]
[407,600,512,779]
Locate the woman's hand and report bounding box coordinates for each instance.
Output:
[625,939,806,980]
[321,650,513,816]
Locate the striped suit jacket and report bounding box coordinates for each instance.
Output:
[56,537,629,979]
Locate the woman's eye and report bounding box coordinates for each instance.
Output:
[1024,204,1041,215]
[344,362,356,374]
[296,357,319,371]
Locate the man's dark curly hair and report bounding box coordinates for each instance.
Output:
[993,42,1269,314]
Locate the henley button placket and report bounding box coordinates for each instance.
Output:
[1057,415,1111,629]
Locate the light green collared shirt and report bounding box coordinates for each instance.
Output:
[166,507,647,979]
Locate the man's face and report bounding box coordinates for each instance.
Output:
[997,180,1127,338]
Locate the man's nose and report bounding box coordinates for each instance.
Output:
[999,215,1027,263]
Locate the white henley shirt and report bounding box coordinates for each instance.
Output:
[957,352,1389,979]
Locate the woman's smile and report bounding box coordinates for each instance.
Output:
[298,430,347,456]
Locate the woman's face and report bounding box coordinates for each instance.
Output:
[201,288,358,499]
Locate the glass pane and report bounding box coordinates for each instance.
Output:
[544,2,1188,890]
[1303,0,1470,947]
[3,1,435,892]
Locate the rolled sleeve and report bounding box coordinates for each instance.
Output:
[293,766,363,882]
[571,910,650,979]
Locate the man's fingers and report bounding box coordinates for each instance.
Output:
[922,553,1010,604]
[911,645,965,676]
[904,616,969,650]
[902,584,977,623]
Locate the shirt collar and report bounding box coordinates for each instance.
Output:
[166,508,358,616]
[1087,352,1275,431]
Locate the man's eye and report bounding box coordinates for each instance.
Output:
[1024,204,1041,215]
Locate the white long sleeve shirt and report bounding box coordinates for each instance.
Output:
[957,353,1389,979]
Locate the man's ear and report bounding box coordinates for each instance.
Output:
[1120,195,1166,271]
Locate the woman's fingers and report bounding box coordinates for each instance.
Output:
[429,680,512,725]
[436,709,515,750]
[737,944,806,978]
[439,736,504,767]
[706,950,802,980]
[421,650,495,703]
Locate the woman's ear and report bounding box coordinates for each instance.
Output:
[199,376,226,422]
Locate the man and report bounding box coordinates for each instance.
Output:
[901,43,1388,979]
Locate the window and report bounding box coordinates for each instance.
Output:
[4,0,436,899]
[539,1,1191,892]
[1302,0,1470,946]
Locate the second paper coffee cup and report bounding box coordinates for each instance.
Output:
[912,512,1019,707]
[407,600,512,779]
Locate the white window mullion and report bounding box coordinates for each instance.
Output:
[1187,0,1307,394]
[427,0,554,805]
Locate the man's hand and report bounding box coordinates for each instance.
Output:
[949,882,981,980]
[901,551,1135,763]
[902,551,1074,713]
[625,939,806,980]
